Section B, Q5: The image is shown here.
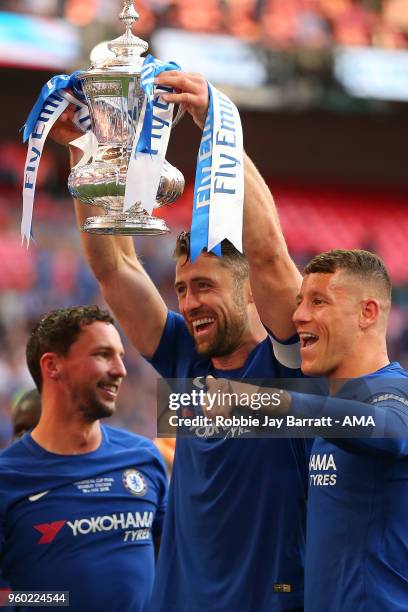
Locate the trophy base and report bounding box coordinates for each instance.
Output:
[82,214,170,235]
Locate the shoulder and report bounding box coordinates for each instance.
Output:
[147,310,209,378]
[102,425,158,452]
[0,437,30,468]
[102,426,167,478]
[161,310,190,341]
[366,363,408,394]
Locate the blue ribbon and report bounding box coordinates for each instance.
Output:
[22,71,85,143]
[190,85,221,261]
[137,54,180,155]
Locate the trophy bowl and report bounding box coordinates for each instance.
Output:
[68,0,185,235]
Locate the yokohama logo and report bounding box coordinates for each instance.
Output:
[33,511,153,543]
[34,521,66,544]
[67,511,153,536]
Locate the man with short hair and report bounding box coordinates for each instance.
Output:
[51,72,309,611]
[211,249,408,611]
[292,249,408,612]
[0,305,167,612]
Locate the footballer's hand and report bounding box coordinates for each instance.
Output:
[155,71,209,130]
[204,376,292,419]
[202,376,235,420]
[49,103,82,147]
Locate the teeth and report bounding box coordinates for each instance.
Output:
[192,317,215,328]
[299,332,319,348]
[101,384,117,394]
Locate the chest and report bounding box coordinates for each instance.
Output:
[5,466,159,554]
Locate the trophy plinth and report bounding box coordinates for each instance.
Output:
[68,0,184,235]
[82,213,169,235]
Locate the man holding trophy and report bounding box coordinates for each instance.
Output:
[22,2,308,610]
[55,87,307,612]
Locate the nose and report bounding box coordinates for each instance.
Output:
[292,301,311,327]
[110,356,127,380]
[182,287,202,313]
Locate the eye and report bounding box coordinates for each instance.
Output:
[198,281,211,290]
[175,285,186,296]
[312,297,325,306]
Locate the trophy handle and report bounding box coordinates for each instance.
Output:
[172,105,186,129]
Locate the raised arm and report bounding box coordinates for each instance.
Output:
[156,72,301,340]
[242,156,302,340]
[50,107,167,358]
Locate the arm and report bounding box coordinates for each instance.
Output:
[50,107,167,357]
[205,377,408,456]
[243,155,302,340]
[156,72,302,340]
[289,390,408,456]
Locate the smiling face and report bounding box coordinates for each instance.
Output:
[55,321,127,421]
[175,253,249,358]
[293,271,365,378]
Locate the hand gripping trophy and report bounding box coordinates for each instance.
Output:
[68,0,185,235]
[22,0,243,250]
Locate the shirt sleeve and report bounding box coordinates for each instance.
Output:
[290,389,408,456]
[267,332,301,370]
[147,311,194,379]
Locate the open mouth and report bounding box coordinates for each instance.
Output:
[98,383,119,399]
[192,317,216,337]
[299,332,319,349]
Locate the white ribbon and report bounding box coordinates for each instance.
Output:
[22,96,69,245]
[69,132,99,169]
[21,91,92,245]
[124,86,174,214]
[207,84,244,253]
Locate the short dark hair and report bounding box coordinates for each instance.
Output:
[173,231,249,284]
[304,249,391,300]
[26,305,114,392]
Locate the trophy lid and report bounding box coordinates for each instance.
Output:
[82,1,148,77]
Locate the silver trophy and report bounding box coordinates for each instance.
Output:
[68,0,184,235]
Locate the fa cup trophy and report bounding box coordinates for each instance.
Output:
[68,0,185,235]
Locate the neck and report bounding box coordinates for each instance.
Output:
[211,313,267,371]
[328,340,390,395]
[31,392,102,455]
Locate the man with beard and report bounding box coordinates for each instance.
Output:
[51,72,309,611]
[0,306,167,612]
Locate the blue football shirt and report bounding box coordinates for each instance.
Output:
[291,362,408,612]
[0,426,168,612]
[148,311,311,612]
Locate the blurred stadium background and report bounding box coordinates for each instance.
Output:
[0,0,407,446]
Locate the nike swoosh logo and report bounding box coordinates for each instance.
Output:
[28,490,50,502]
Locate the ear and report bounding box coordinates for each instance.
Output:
[359,299,380,329]
[40,352,63,384]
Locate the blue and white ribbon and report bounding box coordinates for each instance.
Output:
[191,83,244,260]
[21,72,91,245]
[21,60,244,257]
[124,54,180,214]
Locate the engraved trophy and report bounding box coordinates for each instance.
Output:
[68,0,184,234]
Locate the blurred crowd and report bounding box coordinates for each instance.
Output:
[2,0,408,51]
